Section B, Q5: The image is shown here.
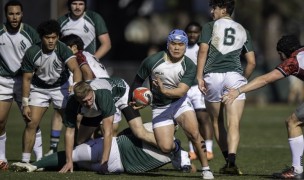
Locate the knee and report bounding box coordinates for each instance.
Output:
[26,121,39,130]
[286,113,300,127]
[158,143,174,154]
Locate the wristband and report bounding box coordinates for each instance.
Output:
[22,97,29,107]
[237,88,242,95]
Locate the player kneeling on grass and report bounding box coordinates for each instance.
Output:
[58,77,157,174]
[10,123,194,174]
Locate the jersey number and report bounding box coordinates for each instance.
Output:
[224,28,235,46]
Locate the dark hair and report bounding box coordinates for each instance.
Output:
[276,35,301,58]
[5,0,23,14]
[60,34,84,50]
[185,22,202,32]
[37,20,61,38]
[68,0,87,11]
[209,0,235,15]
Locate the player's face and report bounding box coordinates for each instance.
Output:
[168,41,186,61]
[80,91,94,109]
[186,26,201,46]
[70,1,85,18]
[6,5,23,29]
[41,33,59,52]
[210,6,224,20]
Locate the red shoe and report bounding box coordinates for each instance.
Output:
[272,166,303,179]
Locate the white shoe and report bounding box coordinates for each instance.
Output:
[44,149,54,157]
[180,150,191,172]
[201,170,214,179]
[11,162,37,172]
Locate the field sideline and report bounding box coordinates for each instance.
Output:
[1,103,296,179]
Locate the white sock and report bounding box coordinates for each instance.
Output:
[33,130,43,161]
[0,133,7,161]
[22,153,31,163]
[289,135,304,173]
[188,141,195,152]
[202,166,210,171]
[205,140,213,152]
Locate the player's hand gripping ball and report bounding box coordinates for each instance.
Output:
[132,87,153,106]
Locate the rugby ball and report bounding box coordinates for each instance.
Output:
[132,87,153,106]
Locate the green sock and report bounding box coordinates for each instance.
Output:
[32,151,66,170]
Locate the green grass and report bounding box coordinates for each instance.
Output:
[1,103,297,179]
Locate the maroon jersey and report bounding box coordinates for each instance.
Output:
[276,48,304,80]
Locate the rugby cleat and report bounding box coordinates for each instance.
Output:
[219,163,243,175]
[272,166,303,179]
[10,162,37,172]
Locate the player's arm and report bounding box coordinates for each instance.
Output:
[243,51,256,79]
[67,57,82,83]
[94,33,111,60]
[129,75,145,101]
[59,127,75,173]
[99,115,114,173]
[80,64,94,80]
[22,72,34,121]
[196,43,209,94]
[153,76,190,98]
[223,69,285,104]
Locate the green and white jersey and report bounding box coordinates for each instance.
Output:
[117,135,170,173]
[0,23,40,76]
[185,44,199,85]
[198,17,254,75]
[137,51,196,106]
[64,77,127,128]
[21,41,74,88]
[58,11,108,54]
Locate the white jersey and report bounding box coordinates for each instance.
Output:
[185,43,199,65]
[0,23,40,76]
[82,51,109,78]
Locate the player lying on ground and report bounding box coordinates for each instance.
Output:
[10,123,193,174]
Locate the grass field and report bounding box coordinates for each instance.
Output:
[0,103,297,179]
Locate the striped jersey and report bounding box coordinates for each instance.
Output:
[137,51,196,106]
[58,11,108,54]
[198,17,254,74]
[117,134,170,173]
[21,41,74,88]
[0,23,40,76]
[276,48,304,80]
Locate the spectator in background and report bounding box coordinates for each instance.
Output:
[184,22,214,161]
[19,19,82,164]
[196,0,256,175]
[0,0,42,170]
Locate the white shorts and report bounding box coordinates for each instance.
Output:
[152,96,194,129]
[204,72,247,102]
[74,137,124,173]
[187,85,206,109]
[0,76,22,103]
[29,81,69,109]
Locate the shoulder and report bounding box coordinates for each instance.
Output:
[142,51,165,66]
[57,14,69,25]
[24,44,41,59]
[84,10,104,21]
